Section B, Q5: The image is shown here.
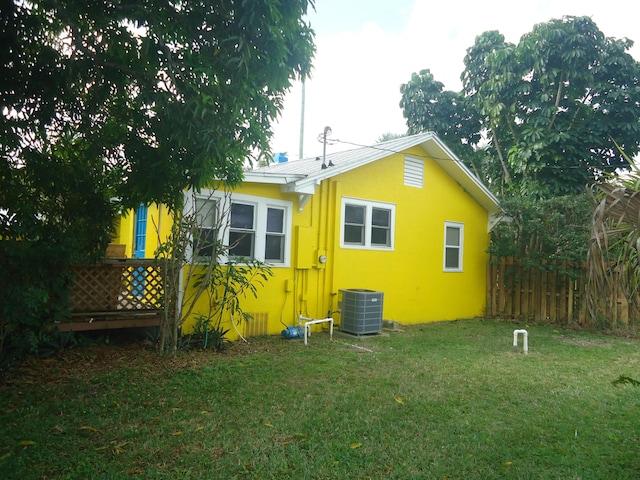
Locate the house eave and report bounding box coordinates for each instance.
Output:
[243,171,307,185]
[282,179,318,195]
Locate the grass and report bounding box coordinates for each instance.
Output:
[2,319,640,479]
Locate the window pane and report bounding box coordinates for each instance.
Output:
[229,231,254,258]
[372,208,390,227]
[266,208,284,233]
[371,227,390,246]
[445,226,460,246]
[195,199,216,228]
[345,205,365,224]
[265,235,284,262]
[231,203,254,229]
[196,228,216,257]
[445,247,460,269]
[344,225,364,244]
[344,204,365,244]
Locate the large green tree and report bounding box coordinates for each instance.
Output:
[400,16,640,197]
[0,0,315,358]
[2,0,315,213]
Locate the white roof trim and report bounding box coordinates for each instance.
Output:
[242,171,307,185]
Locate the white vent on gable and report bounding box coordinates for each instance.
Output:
[404,156,424,188]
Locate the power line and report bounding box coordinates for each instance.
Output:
[329,138,628,171]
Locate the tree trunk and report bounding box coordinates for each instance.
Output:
[491,125,512,185]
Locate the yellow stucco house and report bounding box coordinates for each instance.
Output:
[112,132,501,338]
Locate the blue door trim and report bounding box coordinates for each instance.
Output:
[134,204,148,259]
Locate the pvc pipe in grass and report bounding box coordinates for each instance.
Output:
[513,329,528,354]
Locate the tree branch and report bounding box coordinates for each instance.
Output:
[491,123,512,185]
[548,70,565,131]
[567,89,592,133]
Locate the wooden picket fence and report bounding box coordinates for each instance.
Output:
[486,257,632,326]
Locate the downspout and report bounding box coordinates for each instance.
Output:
[326,179,339,318]
[315,178,326,316]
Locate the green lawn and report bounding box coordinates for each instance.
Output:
[2,319,640,479]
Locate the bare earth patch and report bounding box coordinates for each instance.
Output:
[1,335,288,389]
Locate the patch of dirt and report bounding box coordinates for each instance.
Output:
[1,334,289,389]
[2,343,158,388]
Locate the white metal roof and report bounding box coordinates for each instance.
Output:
[244,132,501,217]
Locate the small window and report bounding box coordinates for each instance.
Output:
[265,207,285,262]
[195,198,217,257]
[341,198,395,250]
[229,202,255,259]
[444,222,463,271]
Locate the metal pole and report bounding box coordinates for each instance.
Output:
[299,80,305,160]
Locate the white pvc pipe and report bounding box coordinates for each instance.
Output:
[299,315,334,346]
[513,329,528,354]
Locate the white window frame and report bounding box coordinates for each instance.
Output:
[443,221,464,272]
[190,190,292,267]
[340,197,395,250]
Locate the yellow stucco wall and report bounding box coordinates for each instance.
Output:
[111,211,133,256]
[111,204,172,258]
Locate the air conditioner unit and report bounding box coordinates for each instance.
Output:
[338,289,383,335]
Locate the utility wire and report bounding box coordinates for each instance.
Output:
[327,138,626,171]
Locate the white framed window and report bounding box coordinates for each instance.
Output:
[191,191,292,266]
[265,206,286,263]
[444,222,464,271]
[341,197,395,250]
[194,197,218,258]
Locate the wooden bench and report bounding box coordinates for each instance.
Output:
[56,310,163,332]
[62,260,165,332]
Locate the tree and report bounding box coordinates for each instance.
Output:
[400,16,640,197]
[376,132,406,143]
[2,0,315,211]
[400,70,481,154]
[0,0,315,360]
[155,190,273,354]
[488,193,591,272]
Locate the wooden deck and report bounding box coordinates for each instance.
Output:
[57,259,164,332]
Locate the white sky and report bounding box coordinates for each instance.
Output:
[270,0,640,160]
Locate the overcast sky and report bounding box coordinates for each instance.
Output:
[269,0,640,160]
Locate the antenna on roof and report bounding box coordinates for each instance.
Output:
[318,126,332,170]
